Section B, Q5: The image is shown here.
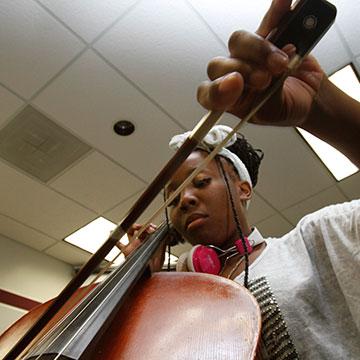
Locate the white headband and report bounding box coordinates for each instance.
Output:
[169,125,253,188]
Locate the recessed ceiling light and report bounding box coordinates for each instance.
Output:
[297,64,359,181]
[64,217,128,265]
[113,120,135,136]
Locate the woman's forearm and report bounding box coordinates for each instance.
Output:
[302,78,360,167]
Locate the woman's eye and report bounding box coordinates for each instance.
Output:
[194,177,211,188]
[167,194,180,207]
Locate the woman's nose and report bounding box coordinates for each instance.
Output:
[179,188,198,211]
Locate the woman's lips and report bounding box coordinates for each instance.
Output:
[186,214,208,231]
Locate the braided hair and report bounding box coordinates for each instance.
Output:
[217,133,263,287]
[226,133,264,187]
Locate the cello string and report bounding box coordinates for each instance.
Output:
[33,224,165,359]
[31,55,301,359]
[49,235,163,360]
[85,251,122,288]
[24,256,120,359]
[32,259,128,359]
[28,229,153,358]
[24,285,99,359]
[28,254,123,358]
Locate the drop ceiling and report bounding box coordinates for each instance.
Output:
[0,0,359,266]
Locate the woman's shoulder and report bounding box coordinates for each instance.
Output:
[264,199,360,247]
[299,199,360,228]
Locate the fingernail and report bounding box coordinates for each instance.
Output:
[218,72,240,93]
[267,51,289,73]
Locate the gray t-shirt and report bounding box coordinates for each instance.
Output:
[235,200,360,359]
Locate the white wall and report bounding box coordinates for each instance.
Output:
[0,234,73,333]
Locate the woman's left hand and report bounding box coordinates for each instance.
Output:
[117,223,157,257]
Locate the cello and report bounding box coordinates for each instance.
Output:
[0,0,336,358]
[0,224,262,359]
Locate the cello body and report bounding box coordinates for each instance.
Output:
[0,272,261,359]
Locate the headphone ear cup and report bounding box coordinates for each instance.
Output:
[187,245,201,272]
[187,245,221,275]
[176,252,190,272]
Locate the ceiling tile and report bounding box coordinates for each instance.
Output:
[242,126,336,210]
[255,214,293,238]
[0,161,96,239]
[94,0,226,129]
[188,0,271,41]
[0,0,84,98]
[104,191,165,226]
[0,213,56,251]
[282,186,347,225]
[331,0,360,56]
[38,0,139,43]
[312,26,351,75]
[247,191,276,225]
[33,50,183,182]
[0,86,24,128]
[337,171,360,200]
[50,151,145,213]
[45,241,91,266]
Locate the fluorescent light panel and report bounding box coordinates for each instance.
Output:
[297,64,359,181]
[329,64,360,102]
[64,217,178,268]
[297,128,358,180]
[64,217,127,265]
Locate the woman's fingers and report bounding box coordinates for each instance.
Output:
[119,223,158,257]
[116,241,125,252]
[127,223,142,237]
[201,30,289,113]
[127,223,157,239]
[228,30,268,62]
[228,30,289,74]
[256,0,292,38]
[117,238,141,257]
[207,56,251,80]
[138,223,157,240]
[207,56,271,90]
[197,72,244,111]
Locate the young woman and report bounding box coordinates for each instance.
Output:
[121,1,360,358]
[164,125,359,359]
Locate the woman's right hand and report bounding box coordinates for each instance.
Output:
[197,0,360,165]
[197,0,325,129]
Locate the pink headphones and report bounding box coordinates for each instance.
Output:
[176,237,253,275]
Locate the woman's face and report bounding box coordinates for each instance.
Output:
[166,150,249,248]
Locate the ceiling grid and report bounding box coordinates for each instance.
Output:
[0,0,358,265]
